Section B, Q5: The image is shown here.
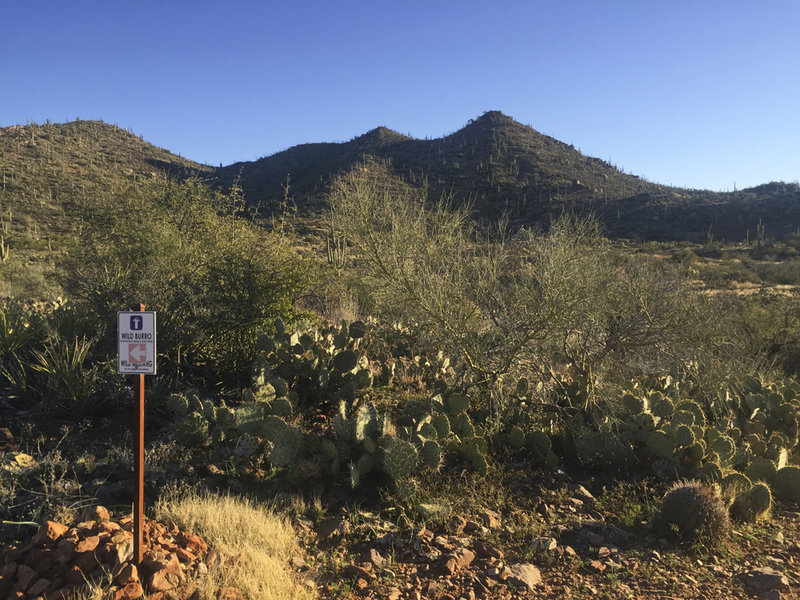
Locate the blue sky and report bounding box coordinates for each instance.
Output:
[2,1,798,191]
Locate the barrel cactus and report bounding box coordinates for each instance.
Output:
[660,480,730,543]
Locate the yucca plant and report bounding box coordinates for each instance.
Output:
[28,336,102,416]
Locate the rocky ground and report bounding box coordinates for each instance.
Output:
[290,468,800,600]
[1,426,799,600]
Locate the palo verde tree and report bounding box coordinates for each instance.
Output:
[329,160,731,417]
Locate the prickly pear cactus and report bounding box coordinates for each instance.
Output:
[773,466,800,502]
[730,482,772,522]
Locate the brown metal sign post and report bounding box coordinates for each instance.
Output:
[117,305,157,567]
[135,305,145,566]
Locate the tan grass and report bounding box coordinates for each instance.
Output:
[154,488,314,600]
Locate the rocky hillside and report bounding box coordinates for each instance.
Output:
[2,115,799,245]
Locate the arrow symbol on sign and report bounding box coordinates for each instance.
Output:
[129,344,147,363]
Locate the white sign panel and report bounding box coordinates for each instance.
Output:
[118,311,157,374]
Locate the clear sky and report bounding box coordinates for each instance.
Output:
[2,1,798,191]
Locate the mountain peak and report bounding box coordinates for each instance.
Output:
[354,126,411,145]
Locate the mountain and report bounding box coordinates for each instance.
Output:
[218,111,800,241]
[2,114,799,248]
[0,120,210,240]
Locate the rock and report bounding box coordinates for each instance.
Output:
[147,554,185,593]
[588,560,606,572]
[113,563,139,586]
[568,483,595,502]
[112,582,144,600]
[448,514,467,535]
[31,521,68,546]
[11,564,36,594]
[368,548,387,569]
[317,516,349,540]
[507,563,541,589]
[215,587,245,600]
[473,540,503,559]
[176,532,207,556]
[387,588,402,600]
[758,591,782,600]
[478,509,501,529]
[742,567,789,592]
[530,537,557,553]
[79,506,111,522]
[74,535,100,553]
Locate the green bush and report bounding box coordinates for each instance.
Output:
[59,176,315,381]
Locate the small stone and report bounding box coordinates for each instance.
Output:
[317,516,349,540]
[478,509,501,529]
[772,532,785,544]
[11,564,36,594]
[368,548,386,569]
[568,483,595,502]
[147,554,185,593]
[448,515,467,535]
[507,563,541,590]
[344,564,375,581]
[743,567,789,592]
[74,535,100,553]
[530,537,557,553]
[473,540,503,559]
[588,560,606,572]
[215,587,245,600]
[80,506,111,521]
[31,521,68,546]
[113,563,138,586]
[387,588,402,600]
[112,582,144,600]
[176,532,207,556]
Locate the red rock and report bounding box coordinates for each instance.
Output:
[113,563,139,586]
[478,509,502,529]
[74,551,100,573]
[31,522,68,547]
[112,581,144,600]
[174,547,196,563]
[53,538,76,565]
[147,554,184,593]
[11,564,36,594]
[80,506,110,522]
[74,535,100,553]
[99,521,121,534]
[176,532,207,556]
[215,587,245,600]
[27,577,49,596]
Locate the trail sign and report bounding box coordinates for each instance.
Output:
[118,311,157,374]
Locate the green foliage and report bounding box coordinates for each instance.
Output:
[59,176,314,380]
[773,466,800,502]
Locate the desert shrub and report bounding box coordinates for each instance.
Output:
[329,161,730,414]
[59,176,315,382]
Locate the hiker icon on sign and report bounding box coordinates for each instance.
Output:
[130,316,143,330]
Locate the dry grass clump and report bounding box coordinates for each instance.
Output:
[155,488,314,600]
